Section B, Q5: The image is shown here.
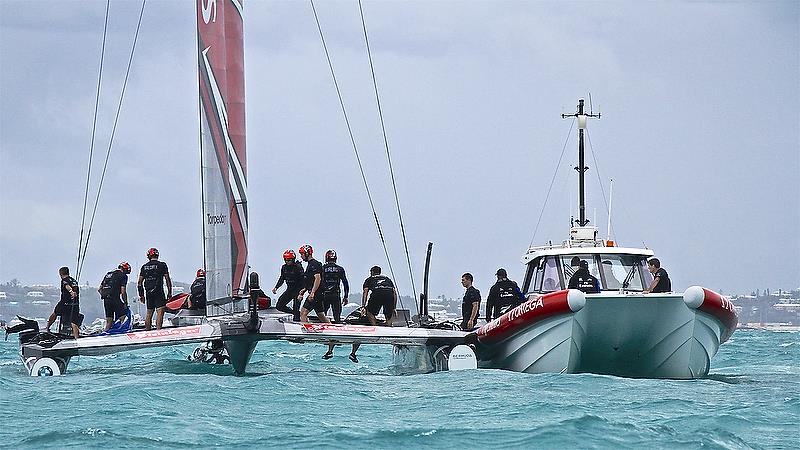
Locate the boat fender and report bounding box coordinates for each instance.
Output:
[447,345,477,370]
[682,286,705,309]
[566,289,586,312]
[29,357,62,377]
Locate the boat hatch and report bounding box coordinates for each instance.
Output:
[523,253,653,294]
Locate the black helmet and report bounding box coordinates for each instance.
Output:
[496,268,507,278]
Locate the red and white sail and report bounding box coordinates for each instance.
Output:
[196,0,248,314]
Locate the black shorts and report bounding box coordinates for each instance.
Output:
[54,302,81,325]
[302,294,325,314]
[322,291,341,310]
[103,297,126,318]
[146,292,166,310]
[366,293,394,319]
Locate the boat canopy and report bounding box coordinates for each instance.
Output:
[521,247,655,295]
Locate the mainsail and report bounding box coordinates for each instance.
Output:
[196,0,248,315]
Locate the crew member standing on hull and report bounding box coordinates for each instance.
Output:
[567,260,600,294]
[188,269,206,311]
[486,268,525,321]
[298,245,326,323]
[320,250,351,360]
[46,266,81,339]
[272,249,305,321]
[350,266,397,363]
[643,258,671,293]
[460,273,481,330]
[137,248,172,330]
[98,262,131,330]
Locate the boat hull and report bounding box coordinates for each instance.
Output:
[476,288,737,379]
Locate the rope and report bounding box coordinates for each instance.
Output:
[309,0,401,305]
[528,118,575,248]
[76,0,111,280]
[357,0,417,312]
[77,0,147,280]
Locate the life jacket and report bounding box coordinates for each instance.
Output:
[190,276,206,308]
[99,270,120,299]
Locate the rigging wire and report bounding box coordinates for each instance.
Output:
[357,0,417,308]
[309,1,402,307]
[77,0,147,280]
[76,0,111,280]
[528,118,575,248]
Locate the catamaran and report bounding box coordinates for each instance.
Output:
[9,2,736,380]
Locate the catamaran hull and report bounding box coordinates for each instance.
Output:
[476,287,738,379]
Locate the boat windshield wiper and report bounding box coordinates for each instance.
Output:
[621,264,638,290]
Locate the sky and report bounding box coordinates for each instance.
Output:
[1,0,798,303]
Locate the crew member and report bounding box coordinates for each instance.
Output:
[189,269,206,311]
[272,249,305,321]
[137,247,172,330]
[298,244,326,323]
[460,273,481,330]
[320,250,351,360]
[643,258,671,293]
[46,266,81,339]
[350,266,397,363]
[98,262,131,330]
[485,268,525,321]
[567,260,600,294]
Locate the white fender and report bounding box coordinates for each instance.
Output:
[447,345,477,370]
[683,286,705,309]
[30,357,62,377]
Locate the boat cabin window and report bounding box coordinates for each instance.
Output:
[524,256,562,294]
[597,254,649,291]
[561,255,600,282]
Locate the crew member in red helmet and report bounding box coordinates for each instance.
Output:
[272,249,305,321]
[137,248,172,330]
[98,261,131,330]
[188,269,206,311]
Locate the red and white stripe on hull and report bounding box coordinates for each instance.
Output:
[476,289,586,344]
[683,286,738,343]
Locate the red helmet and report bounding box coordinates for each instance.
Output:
[196,269,205,277]
[283,249,296,261]
[298,245,313,257]
[325,249,337,262]
[147,248,159,259]
[118,261,131,274]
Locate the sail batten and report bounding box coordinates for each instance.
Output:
[197,0,248,315]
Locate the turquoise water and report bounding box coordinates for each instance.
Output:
[0,330,797,449]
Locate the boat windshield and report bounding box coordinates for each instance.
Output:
[597,254,648,291]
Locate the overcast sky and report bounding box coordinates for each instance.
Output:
[1,0,798,302]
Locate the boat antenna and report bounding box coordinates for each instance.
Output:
[562,99,600,227]
[606,178,614,241]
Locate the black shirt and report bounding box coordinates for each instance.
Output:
[304,258,323,293]
[190,276,206,309]
[652,267,671,293]
[99,269,127,299]
[462,285,481,322]
[140,259,169,297]
[60,276,80,306]
[321,263,349,296]
[568,268,600,294]
[363,275,395,298]
[274,261,305,290]
[486,279,523,320]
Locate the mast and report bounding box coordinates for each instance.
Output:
[196,0,248,315]
[562,99,600,227]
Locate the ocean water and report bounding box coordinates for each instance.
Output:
[0,330,797,449]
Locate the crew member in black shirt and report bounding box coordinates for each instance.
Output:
[350,266,398,363]
[460,273,481,330]
[486,268,525,321]
[644,258,672,293]
[189,269,206,311]
[272,249,305,321]
[320,249,352,360]
[137,247,172,330]
[98,261,131,330]
[568,260,600,294]
[298,244,326,323]
[46,266,81,339]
